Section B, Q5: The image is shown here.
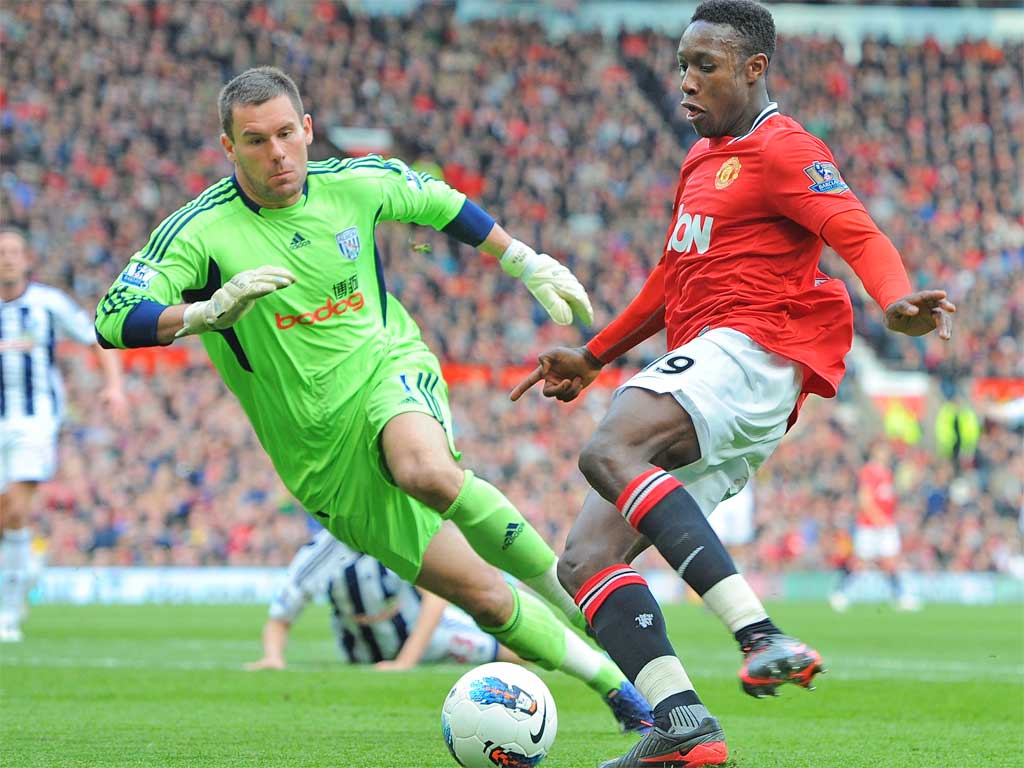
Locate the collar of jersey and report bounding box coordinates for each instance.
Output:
[707,101,780,149]
[232,174,309,217]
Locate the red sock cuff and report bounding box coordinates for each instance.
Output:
[616,468,683,529]
[573,563,648,626]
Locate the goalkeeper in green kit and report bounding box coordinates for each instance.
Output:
[95,66,652,733]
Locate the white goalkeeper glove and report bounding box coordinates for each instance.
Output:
[175,265,297,338]
[499,240,594,326]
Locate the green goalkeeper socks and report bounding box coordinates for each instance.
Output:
[445,470,585,630]
[482,586,565,670]
[483,586,628,697]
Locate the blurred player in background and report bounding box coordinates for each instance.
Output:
[0,227,125,642]
[95,67,652,733]
[830,441,920,612]
[244,529,516,671]
[244,529,648,730]
[512,1,955,765]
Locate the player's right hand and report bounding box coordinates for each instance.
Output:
[176,265,297,338]
[509,346,603,402]
[243,657,287,671]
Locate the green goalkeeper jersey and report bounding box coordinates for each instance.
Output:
[96,155,467,510]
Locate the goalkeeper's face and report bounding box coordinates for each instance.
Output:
[221,95,313,209]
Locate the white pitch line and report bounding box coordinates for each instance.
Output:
[1,653,1020,683]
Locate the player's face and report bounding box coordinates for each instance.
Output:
[677,21,759,138]
[221,94,313,209]
[0,232,30,287]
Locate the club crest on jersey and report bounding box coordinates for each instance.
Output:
[803,161,849,194]
[119,262,157,289]
[715,156,741,190]
[335,227,361,260]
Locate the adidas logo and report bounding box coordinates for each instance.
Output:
[289,231,311,249]
[502,522,523,550]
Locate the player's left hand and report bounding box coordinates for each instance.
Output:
[374,659,416,671]
[884,290,956,339]
[499,240,594,326]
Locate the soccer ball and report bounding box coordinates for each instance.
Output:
[441,662,558,767]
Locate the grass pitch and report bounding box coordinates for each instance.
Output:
[1,602,1021,767]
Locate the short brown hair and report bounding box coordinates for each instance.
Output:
[218,66,304,139]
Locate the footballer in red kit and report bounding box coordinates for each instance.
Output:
[831,442,919,613]
[857,458,896,529]
[511,1,955,766]
[662,110,867,399]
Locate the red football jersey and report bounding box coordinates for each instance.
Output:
[857,461,896,527]
[661,104,866,398]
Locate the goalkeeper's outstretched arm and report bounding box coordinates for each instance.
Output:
[374,157,593,327]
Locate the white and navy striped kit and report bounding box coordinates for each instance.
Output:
[268,528,351,623]
[326,548,423,664]
[0,283,96,422]
[269,529,423,663]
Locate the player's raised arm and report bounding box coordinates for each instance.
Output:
[510,261,668,402]
[370,156,592,326]
[821,210,955,340]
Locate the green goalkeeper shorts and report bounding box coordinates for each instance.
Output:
[318,326,460,583]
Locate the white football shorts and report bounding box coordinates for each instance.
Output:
[422,605,499,664]
[619,327,802,517]
[0,417,58,491]
[853,525,902,560]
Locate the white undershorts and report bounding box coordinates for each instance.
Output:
[0,417,58,491]
[619,327,802,517]
[422,605,499,664]
[853,525,901,560]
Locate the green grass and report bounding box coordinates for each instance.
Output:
[2,602,1022,767]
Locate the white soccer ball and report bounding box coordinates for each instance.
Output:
[441,662,558,768]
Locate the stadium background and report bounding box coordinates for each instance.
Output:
[1,0,1022,603]
[3,3,1024,768]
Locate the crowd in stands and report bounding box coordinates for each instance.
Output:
[2,2,1021,574]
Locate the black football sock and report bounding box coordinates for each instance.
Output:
[574,564,706,730]
[618,468,776,638]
